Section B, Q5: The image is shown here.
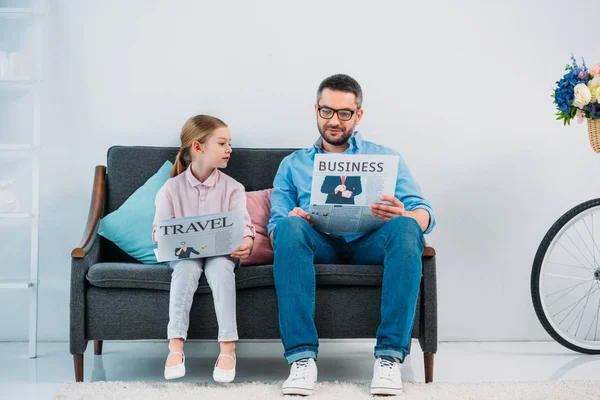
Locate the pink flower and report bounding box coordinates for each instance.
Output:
[576,108,586,124]
[589,63,600,77]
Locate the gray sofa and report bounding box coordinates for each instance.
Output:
[70,146,438,382]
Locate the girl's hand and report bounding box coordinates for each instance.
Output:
[230,236,254,259]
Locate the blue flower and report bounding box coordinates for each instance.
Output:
[583,102,600,119]
[554,69,585,114]
[554,56,588,116]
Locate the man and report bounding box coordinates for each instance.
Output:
[320,175,362,204]
[267,74,435,396]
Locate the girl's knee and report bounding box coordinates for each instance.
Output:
[171,259,203,279]
[204,258,235,282]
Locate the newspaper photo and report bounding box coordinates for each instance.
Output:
[154,210,245,262]
[308,154,399,235]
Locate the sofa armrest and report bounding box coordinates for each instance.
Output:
[423,238,436,257]
[71,166,105,259]
[70,165,105,355]
[423,245,435,257]
[419,252,437,354]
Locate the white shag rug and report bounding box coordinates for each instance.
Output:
[53,380,600,400]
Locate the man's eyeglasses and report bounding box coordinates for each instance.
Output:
[317,106,359,121]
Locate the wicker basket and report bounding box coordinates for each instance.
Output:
[588,119,600,153]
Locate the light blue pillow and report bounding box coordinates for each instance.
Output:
[98,160,173,264]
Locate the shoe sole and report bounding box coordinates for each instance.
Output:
[370,387,403,396]
[282,387,314,396]
[164,372,185,380]
[164,366,185,380]
[213,375,235,383]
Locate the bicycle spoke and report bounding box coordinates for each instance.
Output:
[596,283,600,340]
[573,223,598,268]
[583,217,600,262]
[584,283,600,341]
[557,240,596,271]
[555,284,599,324]
[573,281,595,336]
[546,280,591,309]
[563,231,596,270]
[546,261,593,271]
[543,273,593,281]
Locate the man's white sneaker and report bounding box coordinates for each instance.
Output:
[370,357,403,395]
[282,358,318,396]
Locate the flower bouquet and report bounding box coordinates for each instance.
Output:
[553,56,600,152]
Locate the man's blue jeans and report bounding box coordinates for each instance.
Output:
[272,215,424,364]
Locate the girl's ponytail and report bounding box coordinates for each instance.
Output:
[171,148,190,177]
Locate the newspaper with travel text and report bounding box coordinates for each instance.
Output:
[307,154,399,235]
[154,210,244,262]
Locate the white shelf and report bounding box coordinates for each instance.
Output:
[0,78,33,91]
[0,213,34,220]
[0,8,33,18]
[0,280,33,289]
[1,0,42,360]
[0,77,32,82]
[0,144,35,151]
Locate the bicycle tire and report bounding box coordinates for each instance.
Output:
[531,198,600,354]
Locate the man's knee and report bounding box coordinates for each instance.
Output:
[384,216,423,247]
[272,216,312,247]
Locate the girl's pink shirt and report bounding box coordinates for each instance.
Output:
[152,166,256,243]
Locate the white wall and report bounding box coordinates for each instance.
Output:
[2,0,600,342]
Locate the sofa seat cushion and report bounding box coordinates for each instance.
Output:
[86,262,386,292]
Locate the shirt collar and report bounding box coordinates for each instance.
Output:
[185,165,219,188]
[313,131,363,152]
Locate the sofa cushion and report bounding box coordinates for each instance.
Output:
[98,160,173,264]
[241,188,274,266]
[86,262,387,292]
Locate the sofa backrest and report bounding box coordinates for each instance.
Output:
[101,146,297,262]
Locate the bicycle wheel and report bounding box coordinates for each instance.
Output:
[531,198,600,354]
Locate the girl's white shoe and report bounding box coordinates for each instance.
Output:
[164,351,185,380]
[213,353,236,383]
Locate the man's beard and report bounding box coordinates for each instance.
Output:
[317,122,356,146]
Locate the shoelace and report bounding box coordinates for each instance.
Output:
[379,358,396,379]
[292,359,311,379]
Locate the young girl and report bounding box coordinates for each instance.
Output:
[152,115,255,382]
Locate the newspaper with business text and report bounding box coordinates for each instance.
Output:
[307,154,399,235]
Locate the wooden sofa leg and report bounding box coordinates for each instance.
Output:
[74,354,84,382]
[94,340,103,355]
[424,352,434,383]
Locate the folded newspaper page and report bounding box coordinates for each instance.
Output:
[308,154,399,235]
[155,210,244,262]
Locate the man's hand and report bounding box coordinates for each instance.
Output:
[231,236,254,259]
[334,184,346,194]
[288,207,313,225]
[371,195,430,232]
[370,195,407,221]
[341,190,353,198]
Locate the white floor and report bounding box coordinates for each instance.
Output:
[3,340,600,400]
